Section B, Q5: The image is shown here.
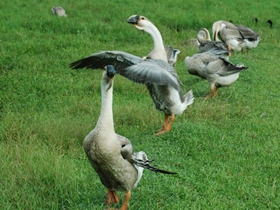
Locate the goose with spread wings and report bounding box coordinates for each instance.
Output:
[70,15,194,135]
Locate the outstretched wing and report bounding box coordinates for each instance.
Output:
[70,50,180,89]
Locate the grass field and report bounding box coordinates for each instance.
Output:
[1,0,279,209]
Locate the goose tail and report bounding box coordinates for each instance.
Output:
[182,90,194,107]
[133,152,177,175]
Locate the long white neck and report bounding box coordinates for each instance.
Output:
[212,21,223,41]
[145,23,168,62]
[96,76,115,133]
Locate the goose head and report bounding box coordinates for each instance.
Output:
[197,28,211,44]
[127,15,154,33]
[127,14,167,62]
[103,65,116,90]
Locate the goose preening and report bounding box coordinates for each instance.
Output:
[212,21,260,54]
[83,65,177,210]
[52,6,67,17]
[197,28,229,59]
[70,15,194,136]
[185,52,248,98]
[212,20,246,55]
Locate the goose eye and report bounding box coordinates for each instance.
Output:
[141,17,145,20]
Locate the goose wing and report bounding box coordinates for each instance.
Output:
[186,52,247,77]
[199,40,229,54]
[70,50,180,89]
[235,24,260,41]
[219,22,243,41]
[118,135,177,175]
[202,54,248,76]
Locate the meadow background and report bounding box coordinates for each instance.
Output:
[0,0,279,209]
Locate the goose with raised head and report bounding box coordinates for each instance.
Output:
[197,28,229,59]
[212,20,245,55]
[185,52,248,98]
[83,65,177,210]
[70,15,194,136]
[127,14,193,135]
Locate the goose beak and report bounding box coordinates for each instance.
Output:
[127,15,140,25]
[105,65,116,78]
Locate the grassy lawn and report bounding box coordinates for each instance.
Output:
[1,0,279,209]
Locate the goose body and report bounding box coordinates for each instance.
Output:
[84,65,176,210]
[197,28,229,59]
[71,15,194,135]
[51,6,67,17]
[185,52,248,98]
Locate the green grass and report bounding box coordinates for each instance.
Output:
[1,0,280,209]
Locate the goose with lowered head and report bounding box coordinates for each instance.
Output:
[70,15,194,136]
[185,51,248,98]
[212,20,260,54]
[196,28,229,59]
[212,20,245,55]
[83,65,177,210]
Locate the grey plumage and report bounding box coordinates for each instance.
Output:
[70,50,181,90]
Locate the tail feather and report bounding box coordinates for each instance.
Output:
[133,152,177,175]
[182,90,194,106]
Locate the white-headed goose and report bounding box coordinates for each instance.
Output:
[197,28,229,59]
[70,15,194,135]
[83,65,176,210]
[185,52,248,98]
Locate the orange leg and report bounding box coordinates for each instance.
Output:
[206,85,219,98]
[154,114,175,136]
[120,191,131,210]
[228,45,232,56]
[104,188,120,205]
[213,87,219,97]
[166,114,175,131]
